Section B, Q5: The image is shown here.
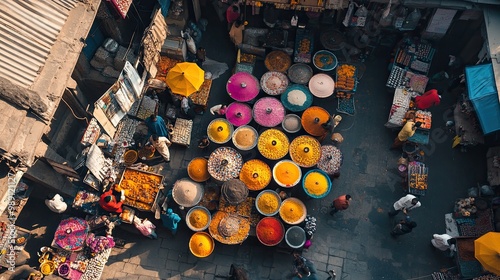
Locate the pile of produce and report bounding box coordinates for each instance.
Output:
[289,136,321,168]
[239,159,271,191]
[187,158,210,182]
[455,197,477,217]
[86,233,115,255]
[232,126,258,150]
[209,211,250,244]
[118,169,162,211]
[415,110,432,129]
[336,64,356,91]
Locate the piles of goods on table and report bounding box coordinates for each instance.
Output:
[335,64,357,96]
[294,29,314,64]
[408,161,428,196]
[255,190,281,216]
[256,217,285,246]
[171,118,193,147]
[279,198,307,225]
[72,190,100,215]
[235,51,257,74]
[189,232,215,258]
[207,147,243,181]
[209,211,251,245]
[415,110,432,129]
[117,168,163,211]
[407,72,429,93]
[386,66,407,88]
[386,87,412,128]
[134,96,157,120]
[239,159,271,191]
[113,117,140,163]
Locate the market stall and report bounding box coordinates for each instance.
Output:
[117,168,164,212]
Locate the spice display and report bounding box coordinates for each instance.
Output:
[222,179,249,205]
[207,118,234,144]
[232,126,258,151]
[303,169,331,198]
[260,71,289,95]
[188,158,210,182]
[317,145,343,175]
[239,159,271,191]
[279,198,306,225]
[336,65,357,91]
[313,50,337,71]
[264,50,292,72]
[208,147,243,181]
[172,178,205,207]
[188,208,210,230]
[118,168,163,211]
[189,232,214,257]
[336,64,356,77]
[219,196,254,217]
[415,110,432,129]
[273,160,302,187]
[209,211,250,244]
[281,84,313,112]
[253,97,286,127]
[256,191,281,216]
[282,114,302,133]
[257,129,289,160]
[301,106,330,136]
[289,135,321,168]
[256,217,284,246]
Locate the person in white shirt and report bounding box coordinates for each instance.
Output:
[388,194,421,217]
[149,134,171,162]
[431,234,456,251]
[45,194,67,213]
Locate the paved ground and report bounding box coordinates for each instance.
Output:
[4,3,489,280]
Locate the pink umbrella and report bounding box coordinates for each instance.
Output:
[226,102,253,127]
[53,218,89,251]
[309,73,335,98]
[226,72,260,102]
[253,97,286,127]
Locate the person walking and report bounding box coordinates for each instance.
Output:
[391,121,422,149]
[161,208,181,236]
[390,217,417,237]
[229,19,245,49]
[415,89,441,110]
[291,252,318,280]
[148,134,171,162]
[144,113,169,139]
[431,234,456,256]
[330,194,352,215]
[388,194,421,217]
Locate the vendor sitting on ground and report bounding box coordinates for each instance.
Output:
[145,113,169,139]
[99,185,125,213]
[415,89,441,110]
[391,121,422,149]
[45,193,68,213]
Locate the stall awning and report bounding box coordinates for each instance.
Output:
[465,63,500,135]
[483,7,500,103]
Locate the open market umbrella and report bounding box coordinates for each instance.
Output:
[475,232,500,275]
[208,147,243,182]
[172,178,205,208]
[317,145,343,175]
[260,71,289,95]
[166,62,205,96]
[226,72,260,102]
[253,97,286,127]
[301,106,331,136]
[281,84,313,112]
[226,102,253,127]
[308,73,335,98]
[53,218,89,251]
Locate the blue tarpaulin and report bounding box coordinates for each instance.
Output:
[465,63,500,135]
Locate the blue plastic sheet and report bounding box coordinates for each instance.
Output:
[465,64,500,134]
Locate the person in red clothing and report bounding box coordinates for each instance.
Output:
[330,194,352,215]
[415,89,441,110]
[99,185,124,213]
[226,0,240,30]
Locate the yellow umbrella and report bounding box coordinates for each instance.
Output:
[475,232,500,276]
[166,62,205,96]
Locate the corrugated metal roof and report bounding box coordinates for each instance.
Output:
[483,7,500,102]
[0,0,78,88]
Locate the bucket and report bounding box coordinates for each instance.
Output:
[285,226,306,249]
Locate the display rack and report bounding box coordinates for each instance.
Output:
[408,161,428,196]
[385,87,412,128]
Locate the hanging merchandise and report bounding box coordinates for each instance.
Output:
[394,6,408,29]
[401,9,421,31]
[342,2,355,27]
[353,5,368,27]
